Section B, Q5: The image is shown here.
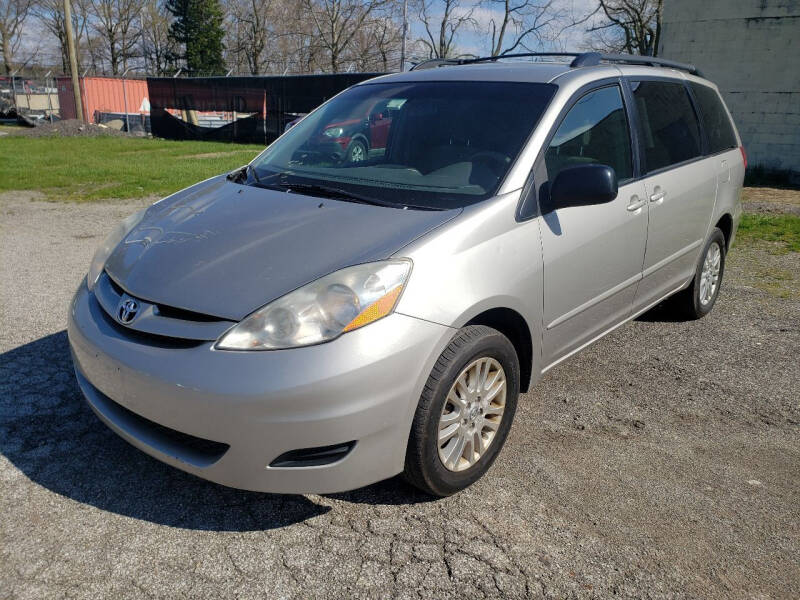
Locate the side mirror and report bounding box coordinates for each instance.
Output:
[546,164,618,212]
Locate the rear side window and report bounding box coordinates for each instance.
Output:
[545,85,633,182]
[689,83,738,154]
[631,81,702,173]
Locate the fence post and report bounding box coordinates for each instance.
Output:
[121,67,131,133]
[10,69,17,113]
[45,71,54,123]
[80,68,90,122]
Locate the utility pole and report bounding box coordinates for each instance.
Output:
[400,0,408,72]
[63,0,83,121]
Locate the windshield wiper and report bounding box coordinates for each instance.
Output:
[227,164,260,184]
[276,182,400,209]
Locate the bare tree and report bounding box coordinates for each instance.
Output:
[34,0,94,72]
[586,0,663,56]
[227,0,274,74]
[140,0,175,75]
[0,0,35,74]
[366,14,401,71]
[301,0,393,73]
[416,0,474,59]
[349,9,401,72]
[90,0,141,74]
[484,0,568,56]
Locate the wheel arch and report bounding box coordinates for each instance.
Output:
[715,213,734,250]
[350,132,369,150]
[465,307,534,393]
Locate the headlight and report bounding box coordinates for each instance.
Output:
[323,127,344,138]
[86,208,147,291]
[216,260,411,350]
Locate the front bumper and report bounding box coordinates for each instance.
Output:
[67,282,454,494]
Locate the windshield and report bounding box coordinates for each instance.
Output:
[248,80,556,210]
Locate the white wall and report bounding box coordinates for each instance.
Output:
[659,0,800,175]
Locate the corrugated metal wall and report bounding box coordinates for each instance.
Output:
[56,77,149,122]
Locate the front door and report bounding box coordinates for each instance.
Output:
[539,84,648,368]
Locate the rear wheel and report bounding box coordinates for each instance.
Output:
[404,325,520,496]
[668,227,727,319]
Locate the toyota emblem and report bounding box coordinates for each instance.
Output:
[117,298,139,324]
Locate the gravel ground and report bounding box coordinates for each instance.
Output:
[742,187,800,216]
[1,193,798,599]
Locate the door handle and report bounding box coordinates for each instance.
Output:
[627,195,646,212]
[649,187,666,203]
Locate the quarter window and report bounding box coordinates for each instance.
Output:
[545,85,633,183]
[689,82,738,154]
[631,81,702,173]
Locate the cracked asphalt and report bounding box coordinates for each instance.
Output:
[1,195,798,599]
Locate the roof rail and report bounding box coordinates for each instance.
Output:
[408,51,703,77]
[409,58,462,71]
[410,53,581,71]
[461,52,582,65]
[570,52,703,77]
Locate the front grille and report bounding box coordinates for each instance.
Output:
[93,296,205,349]
[106,271,226,323]
[95,271,234,344]
[155,303,225,323]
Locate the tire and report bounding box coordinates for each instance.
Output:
[404,325,520,497]
[345,139,367,163]
[668,227,727,320]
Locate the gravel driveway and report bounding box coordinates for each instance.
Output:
[1,195,798,599]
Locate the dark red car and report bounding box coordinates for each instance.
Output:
[299,99,396,164]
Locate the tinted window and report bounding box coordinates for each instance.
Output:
[545,85,632,182]
[631,81,702,172]
[690,82,738,154]
[249,81,556,210]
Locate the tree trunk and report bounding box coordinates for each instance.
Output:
[1,24,12,75]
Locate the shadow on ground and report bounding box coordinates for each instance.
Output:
[0,331,431,532]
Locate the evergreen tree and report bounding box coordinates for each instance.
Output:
[166,0,226,75]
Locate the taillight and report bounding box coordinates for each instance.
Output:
[740,146,747,169]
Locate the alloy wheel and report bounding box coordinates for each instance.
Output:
[699,241,722,306]
[437,357,507,472]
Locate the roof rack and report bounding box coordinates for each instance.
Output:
[409,51,703,77]
[571,52,703,77]
[409,58,463,71]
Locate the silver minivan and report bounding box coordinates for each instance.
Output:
[68,53,745,496]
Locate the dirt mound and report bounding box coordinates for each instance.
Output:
[13,119,127,138]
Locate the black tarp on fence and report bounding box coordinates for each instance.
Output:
[147,73,384,145]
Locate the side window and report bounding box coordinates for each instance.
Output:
[689,82,738,154]
[631,80,702,172]
[545,85,633,183]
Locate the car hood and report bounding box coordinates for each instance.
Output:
[105,176,461,321]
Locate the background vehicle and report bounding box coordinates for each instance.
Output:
[68,53,744,497]
[294,98,400,164]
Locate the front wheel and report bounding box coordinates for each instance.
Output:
[404,325,520,496]
[345,139,367,163]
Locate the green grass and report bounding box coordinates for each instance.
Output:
[0,135,264,201]
[735,213,800,254]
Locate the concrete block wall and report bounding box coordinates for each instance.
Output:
[659,0,800,175]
